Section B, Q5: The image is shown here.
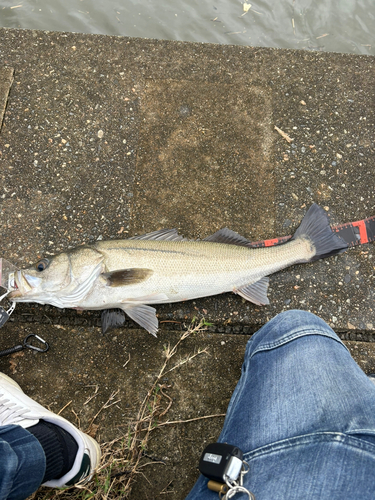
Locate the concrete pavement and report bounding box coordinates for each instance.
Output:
[0,28,374,498]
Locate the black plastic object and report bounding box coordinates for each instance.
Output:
[199,443,244,484]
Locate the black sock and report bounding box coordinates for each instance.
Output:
[28,420,79,482]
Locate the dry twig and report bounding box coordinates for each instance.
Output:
[274,125,293,143]
[32,320,213,500]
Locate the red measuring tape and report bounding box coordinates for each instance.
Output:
[248,215,375,248]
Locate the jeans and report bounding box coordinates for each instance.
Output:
[0,425,45,500]
[186,310,375,499]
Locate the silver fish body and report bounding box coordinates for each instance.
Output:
[9,204,347,335]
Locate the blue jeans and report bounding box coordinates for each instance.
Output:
[186,310,375,499]
[0,425,45,500]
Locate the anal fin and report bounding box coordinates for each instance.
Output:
[234,277,270,306]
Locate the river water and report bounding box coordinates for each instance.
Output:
[0,0,374,55]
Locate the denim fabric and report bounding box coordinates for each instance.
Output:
[186,310,375,499]
[0,425,45,500]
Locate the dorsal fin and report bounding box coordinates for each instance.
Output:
[129,228,185,241]
[203,228,251,247]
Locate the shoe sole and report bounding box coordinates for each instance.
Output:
[84,434,102,476]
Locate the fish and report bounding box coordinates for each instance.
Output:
[9,204,347,336]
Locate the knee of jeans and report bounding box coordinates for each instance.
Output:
[246,309,335,357]
[271,310,334,333]
[276,309,320,322]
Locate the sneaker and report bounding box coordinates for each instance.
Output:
[0,371,101,487]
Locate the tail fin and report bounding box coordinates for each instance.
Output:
[293,204,348,261]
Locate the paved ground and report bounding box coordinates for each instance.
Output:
[0,28,374,499]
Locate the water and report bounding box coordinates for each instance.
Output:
[0,0,374,55]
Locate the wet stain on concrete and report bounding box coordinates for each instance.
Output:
[132,79,274,240]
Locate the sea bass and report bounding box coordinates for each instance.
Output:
[9,204,347,336]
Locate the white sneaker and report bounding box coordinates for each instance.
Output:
[0,371,101,487]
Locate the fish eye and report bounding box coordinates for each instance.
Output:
[36,258,49,272]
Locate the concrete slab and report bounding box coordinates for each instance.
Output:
[1,321,375,499]
[0,28,374,334]
[133,79,274,238]
[0,322,246,499]
[0,28,374,499]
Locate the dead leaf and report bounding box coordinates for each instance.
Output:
[87,423,99,438]
[9,352,24,374]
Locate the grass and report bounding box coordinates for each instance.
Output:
[30,320,224,500]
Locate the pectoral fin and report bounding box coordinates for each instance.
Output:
[121,303,159,337]
[234,277,270,306]
[103,268,153,287]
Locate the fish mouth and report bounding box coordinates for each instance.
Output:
[8,271,41,299]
